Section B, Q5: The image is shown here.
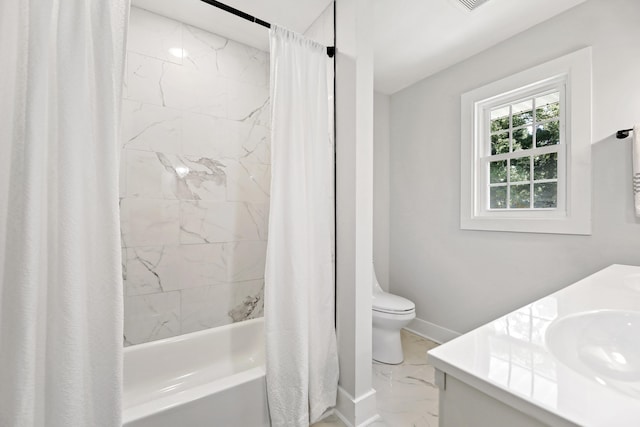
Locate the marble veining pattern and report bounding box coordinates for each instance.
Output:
[127,7,182,65]
[373,331,439,427]
[120,198,181,248]
[182,24,269,87]
[121,7,270,345]
[121,100,181,153]
[124,246,181,296]
[180,280,264,334]
[312,331,440,427]
[180,201,268,243]
[123,291,181,346]
[177,243,227,288]
[225,159,271,203]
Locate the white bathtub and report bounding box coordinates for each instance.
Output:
[123,318,270,427]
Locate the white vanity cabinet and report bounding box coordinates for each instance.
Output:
[428,265,640,427]
[434,369,573,427]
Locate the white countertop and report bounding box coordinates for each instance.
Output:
[428,264,640,427]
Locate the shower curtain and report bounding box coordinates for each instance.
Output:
[0,1,129,426]
[265,26,339,426]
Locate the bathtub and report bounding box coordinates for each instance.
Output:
[123,318,270,427]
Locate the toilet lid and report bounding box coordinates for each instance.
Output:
[372,292,415,314]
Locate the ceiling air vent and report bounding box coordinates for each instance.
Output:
[458,0,490,11]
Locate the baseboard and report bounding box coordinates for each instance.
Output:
[333,410,381,427]
[334,386,380,427]
[405,317,461,344]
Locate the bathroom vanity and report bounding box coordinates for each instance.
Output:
[428,264,640,427]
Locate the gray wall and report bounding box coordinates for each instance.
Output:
[389,0,640,337]
[374,92,390,292]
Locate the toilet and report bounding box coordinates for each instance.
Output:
[372,266,416,364]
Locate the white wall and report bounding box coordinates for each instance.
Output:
[335,0,378,425]
[390,0,640,339]
[304,2,333,46]
[374,92,390,291]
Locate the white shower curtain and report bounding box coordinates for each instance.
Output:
[0,1,129,426]
[265,26,339,426]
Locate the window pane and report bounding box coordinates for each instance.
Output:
[490,160,507,183]
[490,186,507,209]
[510,184,531,209]
[535,92,560,121]
[512,100,533,127]
[491,132,510,155]
[513,126,533,151]
[491,106,510,132]
[534,153,558,180]
[535,121,560,147]
[534,182,557,208]
[510,157,530,182]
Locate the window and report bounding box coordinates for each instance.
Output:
[484,82,565,214]
[460,48,592,235]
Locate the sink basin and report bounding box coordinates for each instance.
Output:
[546,310,640,397]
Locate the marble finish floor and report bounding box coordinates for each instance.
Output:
[312,330,440,427]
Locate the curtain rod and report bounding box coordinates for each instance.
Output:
[617,128,634,139]
[199,0,335,58]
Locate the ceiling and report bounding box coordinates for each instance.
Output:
[373,0,588,94]
[132,0,588,95]
[131,0,333,52]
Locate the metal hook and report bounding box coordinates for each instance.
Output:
[616,128,633,139]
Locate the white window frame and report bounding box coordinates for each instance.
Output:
[460,47,592,235]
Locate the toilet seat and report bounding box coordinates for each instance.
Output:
[373,292,415,315]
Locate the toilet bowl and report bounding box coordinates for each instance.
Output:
[372,267,415,364]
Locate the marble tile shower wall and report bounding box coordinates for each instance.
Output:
[121,7,270,346]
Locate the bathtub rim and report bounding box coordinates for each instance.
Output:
[123,317,264,354]
[123,317,266,424]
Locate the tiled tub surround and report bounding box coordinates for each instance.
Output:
[121,7,270,345]
[428,265,640,427]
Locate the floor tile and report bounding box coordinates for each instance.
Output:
[311,413,348,427]
[311,331,440,427]
[372,330,440,427]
